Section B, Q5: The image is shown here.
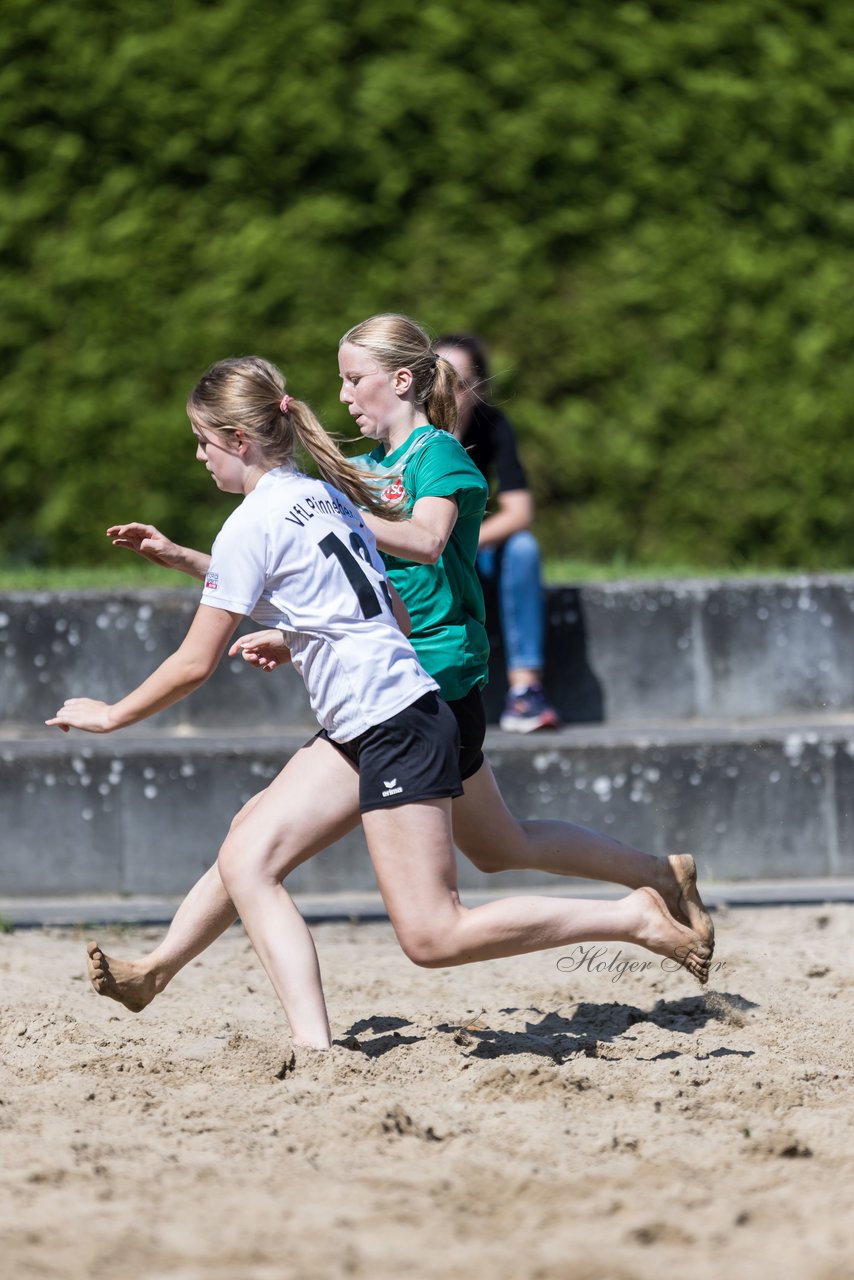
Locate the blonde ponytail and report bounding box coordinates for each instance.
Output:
[288,403,400,520]
[425,355,459,434]
[186,356,396,520]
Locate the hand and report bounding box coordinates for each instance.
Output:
[229,629,292,673]
[106,522,183,570]
[46,698,116,733]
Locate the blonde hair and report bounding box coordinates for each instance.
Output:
[187,357,393,519]
[339,313,459,433]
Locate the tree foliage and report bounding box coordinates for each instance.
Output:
[2,0,854,567]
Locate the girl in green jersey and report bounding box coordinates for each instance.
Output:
[84,315,713,1049]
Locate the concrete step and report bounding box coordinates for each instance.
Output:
[4,574,854,733]
[3,717,853,897]
[5,878,854,928]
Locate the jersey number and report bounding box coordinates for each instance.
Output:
[319,532,393,619]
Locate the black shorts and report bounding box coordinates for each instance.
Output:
[447,684,487,782]
[319,690,463,813]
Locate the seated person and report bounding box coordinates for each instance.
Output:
[436,333,560,733]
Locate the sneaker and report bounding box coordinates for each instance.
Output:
[499,684,561,733]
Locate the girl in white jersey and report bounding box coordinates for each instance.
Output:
[55,345,712,1052]
[49,356,463,1044]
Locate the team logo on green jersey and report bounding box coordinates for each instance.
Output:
[381,476,407,505]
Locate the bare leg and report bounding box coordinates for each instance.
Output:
[85,787,274,1012]
[87,742,361,1039]
[217,737,362,1048]
[87,864,236,1012]
[88,751,714,1017]
[452,761,714,948]
[363,800,712,983]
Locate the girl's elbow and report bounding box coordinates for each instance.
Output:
[424,536,446,565]
[398,535,445,565]
[414,548,442,566]
[180,654,219,687]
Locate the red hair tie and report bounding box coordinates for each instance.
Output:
[280,394,292,414]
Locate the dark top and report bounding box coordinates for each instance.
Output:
[458,403,528,494]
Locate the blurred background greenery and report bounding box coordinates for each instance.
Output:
[2,0,854,573]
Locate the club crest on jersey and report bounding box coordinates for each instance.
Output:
[381,476,407,505]
[205,572,219,591]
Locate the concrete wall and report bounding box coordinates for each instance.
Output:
[2,723,852,897]
[5,575,854,736]
[1,590,315,737]
[482,575,854,724]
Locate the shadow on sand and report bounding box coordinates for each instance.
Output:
[340,993,758,1062]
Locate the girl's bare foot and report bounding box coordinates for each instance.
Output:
[628,887,712,984]
[86,941,158,1014]
[659,854,715,953]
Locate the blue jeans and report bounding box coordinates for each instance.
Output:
[477,531,545,674]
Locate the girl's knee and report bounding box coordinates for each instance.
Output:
[217,830,281,894]
[395,924,452,969]
[216,834,245,895]
[218,817,308,894]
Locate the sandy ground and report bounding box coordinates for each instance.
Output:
[1,904,853,1280]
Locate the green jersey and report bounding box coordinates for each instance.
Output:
[354,425,489,701]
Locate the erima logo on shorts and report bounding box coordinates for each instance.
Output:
[382,777,403,797]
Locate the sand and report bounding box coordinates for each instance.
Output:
[2,903,853,1280]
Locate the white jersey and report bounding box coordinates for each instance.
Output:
[200,466,437,740]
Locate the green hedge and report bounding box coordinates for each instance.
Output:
[2,0,854,568]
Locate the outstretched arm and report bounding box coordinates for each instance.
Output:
[46,604,241,732]
[107,523,211,581]
[362,495,458,565]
